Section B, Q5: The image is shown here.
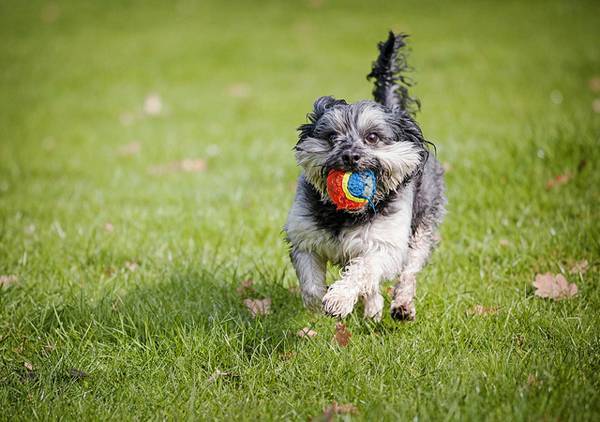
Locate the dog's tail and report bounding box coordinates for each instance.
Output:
[367,31,420,115]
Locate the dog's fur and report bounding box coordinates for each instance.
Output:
[285,32,446,321]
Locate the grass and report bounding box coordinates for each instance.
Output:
[1,0,599,420]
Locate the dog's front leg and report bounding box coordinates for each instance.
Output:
[290,248,327,310]
[322,255,388,319]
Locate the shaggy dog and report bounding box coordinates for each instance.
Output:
[285,32,446,321]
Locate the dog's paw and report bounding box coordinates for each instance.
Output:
[322,283,359,318]
[390,299,415,321]
[363,293,384,321]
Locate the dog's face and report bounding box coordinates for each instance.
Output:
[295,96,426,208]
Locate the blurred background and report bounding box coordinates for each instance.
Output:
[0,0,598,289]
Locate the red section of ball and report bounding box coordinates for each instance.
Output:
[326,169,367,210]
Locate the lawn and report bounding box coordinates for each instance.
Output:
[1,0,599,420]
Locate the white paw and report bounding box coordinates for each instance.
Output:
[322,282,359,318]
[363,293,384,321]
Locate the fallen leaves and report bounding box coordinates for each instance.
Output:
[333,323,351,347]
[314,402,359,421]
[149,159,206,175]
[207,369,232,383]
[545,172,572,190]
[227,83,251,98]
[236,279,255,296]
[297,327,317,338]
[569,260,589,275]
[244,298,272,317]
[589,76,600,93]
[118,141,141,156]
[124,261,139,272]
[467,305,499,316]
[0,275,18,288]
[533,273,578,300]
[143,93,163,116]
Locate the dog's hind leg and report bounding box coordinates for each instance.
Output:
[390,227,436,320]
[291,249,327,310]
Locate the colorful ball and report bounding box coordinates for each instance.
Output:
[326,169,376,211]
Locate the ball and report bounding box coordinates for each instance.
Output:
[326,169,376,211]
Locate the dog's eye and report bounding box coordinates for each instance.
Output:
[365,133,379,144]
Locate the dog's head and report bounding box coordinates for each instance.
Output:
[295,96,427,209]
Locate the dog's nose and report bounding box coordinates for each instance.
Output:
[342,151,362,165]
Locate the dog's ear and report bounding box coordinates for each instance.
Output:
[298,96,347,142]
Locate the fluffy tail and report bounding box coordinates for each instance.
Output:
[367,31,420,115]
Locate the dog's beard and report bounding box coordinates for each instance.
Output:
[295,137,422,209]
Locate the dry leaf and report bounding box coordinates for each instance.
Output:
[143,93,163,116]
[236,278,254,296]
[124,261,139,272]
[527,373,541,387]
[0,275,18,287]
[297,327,317,338]
[569,260,589,274]
[244,298,272,317]
[467,305,499,316]
[589,77,600,93]
[317,401,359,421]
[118,141,141,156]
[545,172,572,190]
[498,239,511,247]
[149,159,206,175]
[280,351,296,361]
[533,273,578,300]
[24,362,33,371]
[41,3,61,23]
[207,369,231,383]
[333,322,351,347]
[227,83,251,98]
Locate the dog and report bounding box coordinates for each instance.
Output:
[284,32,446,321]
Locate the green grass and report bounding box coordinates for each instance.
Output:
[1,0,599,420]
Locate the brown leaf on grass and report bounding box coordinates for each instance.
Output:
[236,279,254,296]
[569,260,589,275]
[527,373,541,387]
[467,305,499,316]
[0,275,18,288]
[316,401,359,421]
[24,362,34,371]
[333,323,351,347]
[297,327,317,338]
[533,273,578,300]
[498,238,511,247]
[207,369,232,383]
[227,83,251,98]
[589,77,600,93]
[149,159,206,175]
[143,93,163,116]
[545,172,572,190]
[118,141,141,156]
[41,3,61,23]
[244,298,272,317]
[124,261,139,272]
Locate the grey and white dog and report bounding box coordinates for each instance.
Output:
[285,32,446,321]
